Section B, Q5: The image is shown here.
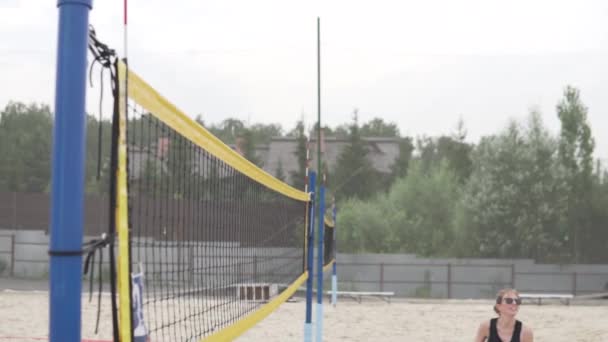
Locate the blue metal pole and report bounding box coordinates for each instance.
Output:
[315,185,325,342]
[304,172,316,342]
[50,1,92,341]
[331,203,337,307]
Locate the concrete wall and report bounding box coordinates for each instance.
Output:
[2,229,608,299]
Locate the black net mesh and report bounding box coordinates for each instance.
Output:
[125,102,307,341]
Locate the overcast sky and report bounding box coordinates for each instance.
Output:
[2,0,608,159]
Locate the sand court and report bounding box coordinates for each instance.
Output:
[1,289,607,341]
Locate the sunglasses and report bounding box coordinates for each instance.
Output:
[497,297,522,305]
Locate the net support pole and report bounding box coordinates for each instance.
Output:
[331,204,337,307]
[314,13,330,318]
[304,171,316,342]
[315,185,325,342]
[50,1,92,341]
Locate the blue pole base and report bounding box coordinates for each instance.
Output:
[331,275,337,307]
[304,322,313,342]
[315,303,323,342]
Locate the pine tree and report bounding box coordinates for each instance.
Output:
[289,121,307,190]
[275,158,286,182]
[333,110,378,200]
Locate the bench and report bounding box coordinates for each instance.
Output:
[574,292,608,300]
[519,293,573,306]
[326,290,395,303]
[236,283,278,302]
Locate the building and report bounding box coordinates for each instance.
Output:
[127,136,402,184]
[260,136,401,183]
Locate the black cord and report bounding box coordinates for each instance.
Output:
[96,246,104,334]
[108,58,120,342]
[88,25,116,181]
[86,25,119,340]
[81,234,112,334]
[48,232,112,335]
[97,67,105,180]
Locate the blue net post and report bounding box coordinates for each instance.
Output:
[331,203,337,307]
[315,185,325,342]
[49,1,92,341]
[304,172,316,342]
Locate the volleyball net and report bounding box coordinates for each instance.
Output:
[110,60,313,342]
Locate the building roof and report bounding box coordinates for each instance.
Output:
[261,136,401,181]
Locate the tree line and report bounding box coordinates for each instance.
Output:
[1,85,606,262]
[334,86,607,263]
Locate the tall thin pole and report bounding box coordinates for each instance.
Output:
[317,17,321,181]
[331,202,337,307]
[121,3,134,341]
[315,16,325,342]
[123,0,128,60]
[50,0,92,341]
[304,172,316,342]
[316,185,325,342]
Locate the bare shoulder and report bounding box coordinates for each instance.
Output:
[521,324,534,342]
[475,320,490,341]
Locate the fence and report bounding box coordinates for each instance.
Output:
[3,231,608,300]
[1,191,608,298]
[0,233,14,276]
[0,192,302,244]
[336,261,608,299]
[0,192,109,235]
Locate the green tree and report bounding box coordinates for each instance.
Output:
[165,135,196,197]
[447,119,474,183]
[239,129,263,167]
[250,123,283,144]
[360,117,400,137]
[387,160,461,255]
[333,110,379,200]
[588,167,608,262]
[275,158,286,182]
[289,120,308,190]
[206,118,246,145]
[390,137,414,180]
[84,114,113,194]
[336,197,393,253]
[332,124,350,138]
[336,160,461,255]
[415,124,472,183]
[459,113,567,260]
[138,157,168,196]
[557,86,595,262]
[0,102,53,192]
[309,123,336,139]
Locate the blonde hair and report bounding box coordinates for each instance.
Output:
[493,288,520,315]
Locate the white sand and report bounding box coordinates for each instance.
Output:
[239,298,608,342]
[1,291,607,341]
[0,290,114,342]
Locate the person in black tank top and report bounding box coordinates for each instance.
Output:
[488,317,522,342]
[474,288,534,342]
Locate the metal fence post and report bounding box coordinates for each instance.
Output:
[511,264,516,288]
[12,192,17,230]
[380,263,385,292]
[254,255,258,281]
[572,272,577,295]
[447,263,452,299]
[10,234,15,276]
[188,244,194,287]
